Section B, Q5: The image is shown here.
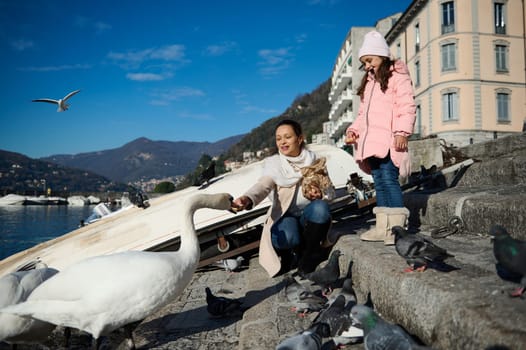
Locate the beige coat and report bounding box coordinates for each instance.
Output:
[244,175,297,277]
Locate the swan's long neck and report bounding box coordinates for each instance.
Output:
[177,193,229,265]
[178,204,201,264]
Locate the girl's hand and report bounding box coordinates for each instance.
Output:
[345,131,358,144]
[394,135,408,151]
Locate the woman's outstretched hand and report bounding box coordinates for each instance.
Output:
[231,195,252,212]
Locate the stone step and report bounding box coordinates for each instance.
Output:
[334,229,526,350]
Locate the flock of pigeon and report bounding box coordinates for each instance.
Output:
[0,190,525,350]
[274,248,435,350]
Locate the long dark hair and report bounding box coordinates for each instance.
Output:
[356,57,394,98]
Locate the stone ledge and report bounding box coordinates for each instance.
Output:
[334,232,526,350]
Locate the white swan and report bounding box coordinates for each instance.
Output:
[32,89,80,112]
[0,261,59,345]
[0,192,233,348]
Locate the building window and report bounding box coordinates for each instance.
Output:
[441,42,456,71]
[494,2,506,34]
[496,91,510,122]
[415,104,422,136]
[415,60,421,87]
[441,1,455,34]
[415,23,420,53]
[442,89,459,121]
[495,44,508,72]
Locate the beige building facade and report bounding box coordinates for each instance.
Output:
[323,0,526,148]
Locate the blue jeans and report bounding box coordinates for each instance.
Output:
[368,154,404,208]
[271,199,331,250]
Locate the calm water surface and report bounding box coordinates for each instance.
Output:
[0,205,93,261]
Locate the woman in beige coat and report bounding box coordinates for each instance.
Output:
[232,119,332,277]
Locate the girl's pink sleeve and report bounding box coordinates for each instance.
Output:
[393,72,416,135]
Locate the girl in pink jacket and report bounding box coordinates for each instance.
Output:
[345,31,416,245]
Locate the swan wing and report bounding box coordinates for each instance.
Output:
[1,300,88,333]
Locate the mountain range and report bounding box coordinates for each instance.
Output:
[41,135,244,184]
[0,78,331,194]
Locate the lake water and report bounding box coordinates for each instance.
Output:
[0,205,93,261]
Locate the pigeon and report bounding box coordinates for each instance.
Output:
[350,304,423,350]
[212,256,245,272]
[205,287,244,318]
[393,226,454,272]
[314,292,363,347]
[32,89,80,112]
[275,323,328,350]
[284,276,326,317]
[311,295,352,337]
[195,160,216,187]
[301,249,342,295]
[326,277,356,307]
[489,225,526,297]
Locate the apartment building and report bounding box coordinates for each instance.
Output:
[323,0,526,148]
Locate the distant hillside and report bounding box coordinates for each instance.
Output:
[41,135,244,184]
[223,78,331,160]
[0,77,333,194]
[0,150,128,196]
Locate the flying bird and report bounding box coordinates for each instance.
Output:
[0,193,233,349]
[0,261,59,346]
[212,256,245,272]
[301,249,342,296]
[205,287,244,318]
[32,89,81,112]
[489,224,526,297]
[393,226,454,272]
[350,304,427,350]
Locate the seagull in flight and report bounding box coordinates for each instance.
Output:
[32,89,81,112]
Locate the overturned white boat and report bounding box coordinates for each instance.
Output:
[0,144,372,277]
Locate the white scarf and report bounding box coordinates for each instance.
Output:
[263,148,316,187]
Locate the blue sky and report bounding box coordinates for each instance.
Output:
[0,0,411,159]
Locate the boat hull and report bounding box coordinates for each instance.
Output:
[0,144,370,277]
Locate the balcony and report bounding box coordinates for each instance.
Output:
[328,66,352,103]
[329,89,353,121]
[328,110,353,140]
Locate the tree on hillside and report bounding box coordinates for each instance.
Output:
[153,181,175,193]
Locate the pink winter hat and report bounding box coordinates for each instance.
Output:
[358,31,390,59]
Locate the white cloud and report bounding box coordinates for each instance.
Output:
[258,47,294,77]
[204,41,238,56]
[18,64,92,72]
[150,87,205,105]
[11,39,34,51]
[108,45,189,72]
[94,21,112,34]
[74,16,112,35]
[232,89,277,115]
[149,45,186,61]
[295,34,308,44]
[126,72,171,81]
